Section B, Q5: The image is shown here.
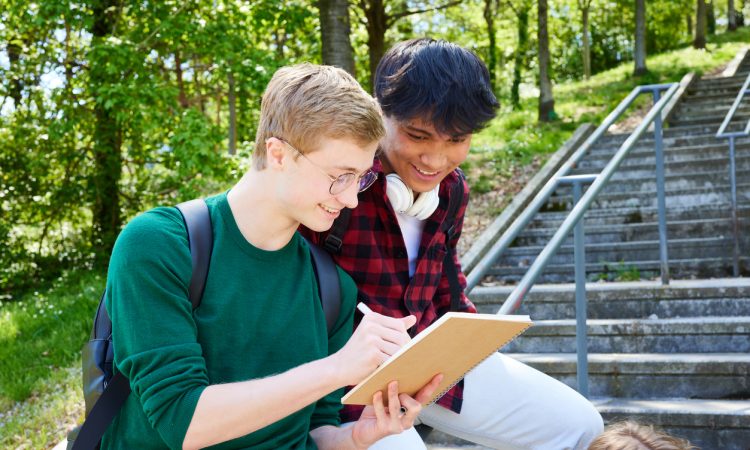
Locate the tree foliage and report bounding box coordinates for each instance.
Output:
[1,0,746,296]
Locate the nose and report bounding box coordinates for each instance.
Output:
[419,147,447,169]
[336,181,359,209]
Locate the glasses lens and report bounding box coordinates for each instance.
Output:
[357,171,378,192]
[330,173,356,195]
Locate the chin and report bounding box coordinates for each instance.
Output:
[300,218,335,233]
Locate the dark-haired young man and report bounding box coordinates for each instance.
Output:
[302,38,603,449]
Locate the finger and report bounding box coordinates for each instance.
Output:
[371,390,387,424]
[387,381,403,422]
[414,373,444,404]
[364,313,416,334]
[399,314,416,330]
[374,340,405,360]
[376,325,412,348]
[398,393,422,424]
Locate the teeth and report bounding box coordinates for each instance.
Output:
[415,167,438,176]
[321,205,339,214]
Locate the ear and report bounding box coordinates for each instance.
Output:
[265,137,287,171]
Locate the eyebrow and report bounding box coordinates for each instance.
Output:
[331,163,373,175]
[403,123,467,140]
[403,124,433,137]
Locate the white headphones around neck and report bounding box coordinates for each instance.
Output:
[385,173,440,220]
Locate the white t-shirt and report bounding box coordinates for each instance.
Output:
[395,212,426,277]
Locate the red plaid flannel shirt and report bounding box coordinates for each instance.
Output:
[300,158,477,422]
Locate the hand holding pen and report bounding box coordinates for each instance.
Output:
[331,302,415,387]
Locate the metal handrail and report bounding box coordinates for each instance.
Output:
[497,82,678,315]
[463,82,679,397]
[465,83,678,294]
[715,71,750,277]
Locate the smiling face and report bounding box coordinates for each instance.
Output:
[378,115,472,193]
[276,136,379,232]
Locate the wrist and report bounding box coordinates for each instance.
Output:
[349,426,370,450]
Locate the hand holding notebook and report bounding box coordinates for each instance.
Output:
[342,309,533,406]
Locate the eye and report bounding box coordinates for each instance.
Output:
[407,132,428,141]
[450,136,467,144]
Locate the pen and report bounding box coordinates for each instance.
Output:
[357,302,373,316]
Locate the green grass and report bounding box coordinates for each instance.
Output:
[0,269,103,447]
[466,28,750,193]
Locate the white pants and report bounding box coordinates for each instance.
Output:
[360,353,603,450]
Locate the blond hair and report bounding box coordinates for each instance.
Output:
[588,421,697,450]
[253,63,384,169]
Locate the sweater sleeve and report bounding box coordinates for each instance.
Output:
[105,208,209,450]
[309,266,358,430]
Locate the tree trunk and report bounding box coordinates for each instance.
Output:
[65,19,74,90]
[483,0,497,95]
[319,0,356,76]
[634,0,648,76]
[538,0,555,122]
[694,0,707,49]
[363,0,387,91]
[227,70,237,155]
[511,4,530,110]
[581,4,591,79]
[728,0,738,31]
[707,0,716,34]
[175,51,189,108]
[89,0,122,259]
[7,40,23,108]
[687,13,693,36]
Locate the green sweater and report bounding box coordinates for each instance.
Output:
[101,193,357,450]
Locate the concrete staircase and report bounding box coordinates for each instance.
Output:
[481,57,750,285]
[425,52,750,449]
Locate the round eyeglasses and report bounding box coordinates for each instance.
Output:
[276,137,378,195]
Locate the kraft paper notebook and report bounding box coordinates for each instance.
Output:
[341,312,533,406]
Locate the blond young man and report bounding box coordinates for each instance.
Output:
[100,64,440,450]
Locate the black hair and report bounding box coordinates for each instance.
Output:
[374,38,499,136]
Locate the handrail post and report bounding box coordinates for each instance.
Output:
[571,180,589,398]
[652,88,671,285]
[728,136,740,277]
[559,175,597,398]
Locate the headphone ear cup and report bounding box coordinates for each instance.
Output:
[406,186,440,220]
[385,173,414,214]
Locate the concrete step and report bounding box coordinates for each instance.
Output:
[470,278,750,319]
[576,146,750,172]
[670,115,747,129]
[583,139,748,159]
[553,168,750,195]
[593,131,740,153]
[509,353,750,400]
[599,125,720,144]
[674,102,750,116]
[592,398,750,450]
[529,203,750,228]
[543,181,750,211]
[484,256,749,283]
[694,74,750,87]
[504,316,750,353]
[497,237,744,269]
[513,218,740,247]
[681,90,739,103]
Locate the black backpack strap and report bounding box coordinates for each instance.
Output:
[323,208,352,254]
[176,199,213,309]
[304,237,341,334]
[71,371,130,450]
[443,171,465,312]
[72,200,212,450]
